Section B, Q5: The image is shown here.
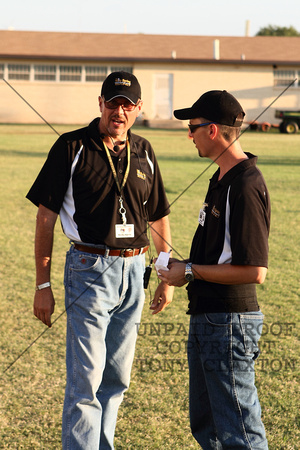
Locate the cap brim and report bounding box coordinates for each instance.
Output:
[173,107,195,120]
[105,92,138,104]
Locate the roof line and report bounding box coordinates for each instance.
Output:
[1,55,300,66]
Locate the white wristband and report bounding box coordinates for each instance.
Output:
[36,282,51,291]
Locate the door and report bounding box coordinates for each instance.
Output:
[153,73,173,119]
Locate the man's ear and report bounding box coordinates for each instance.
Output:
[136,100,143,116]
[98,96,103,113]
[209,123,218,140]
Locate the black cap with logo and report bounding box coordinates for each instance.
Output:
[174,90,245,127]
[101,71,141,104]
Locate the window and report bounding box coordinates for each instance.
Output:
[2,63,135,83]
[8,64,30,80]
[59,65,82,82]
[85,66,107,82]
[110,66,133,74]
[273,70,300,88]
[34,65,56,81]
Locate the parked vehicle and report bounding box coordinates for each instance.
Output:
[275,110,300,134]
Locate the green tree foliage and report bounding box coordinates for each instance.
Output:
[256,25,300,36]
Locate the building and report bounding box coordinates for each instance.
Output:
[1,30,300,126]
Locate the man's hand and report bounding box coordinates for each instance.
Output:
[150,282,174,315]
[34,288,55,327]
[157,261,187,287]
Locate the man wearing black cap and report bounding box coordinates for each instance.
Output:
[27,71,174,449]
[158,91,270,448]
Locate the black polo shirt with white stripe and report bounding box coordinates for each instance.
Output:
[187,153,270,313]
[26,118,170,249]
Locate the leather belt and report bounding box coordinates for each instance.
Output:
[74,244,149,258]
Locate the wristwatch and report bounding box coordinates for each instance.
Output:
[36,281,51,291]
[184,262,194,282]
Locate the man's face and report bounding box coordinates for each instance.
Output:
[99,96,142,138]
[188,119,213,158]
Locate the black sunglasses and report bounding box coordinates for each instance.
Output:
[188,122,216,133]
[104,99,140,111]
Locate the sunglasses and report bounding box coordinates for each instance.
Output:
[104,99,140,111]
[188,122,216,133]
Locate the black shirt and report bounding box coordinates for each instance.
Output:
[187,153,271,314]
[26,118,170,249]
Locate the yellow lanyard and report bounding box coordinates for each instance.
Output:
[102,139,130,194]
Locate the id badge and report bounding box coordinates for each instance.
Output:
[198,209,206,226]
[115,224,135,238]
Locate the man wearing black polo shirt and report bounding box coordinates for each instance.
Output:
[158,91,270,449]
[27,71,174,449]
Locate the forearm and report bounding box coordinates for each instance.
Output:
[158,262,267,287]
[149,215,172,255]
[191,263,268,285]
[149,215,174,314]
[35,205,57,284]
[33,205,58,327]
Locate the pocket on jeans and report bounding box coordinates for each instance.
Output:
[71,253,101,272]
[239,313,263,358]
[204,312,231,327]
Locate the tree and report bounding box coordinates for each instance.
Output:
[256,25,300,36]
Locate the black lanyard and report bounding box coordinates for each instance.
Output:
[102,139,130,194]
[102,139,131,225]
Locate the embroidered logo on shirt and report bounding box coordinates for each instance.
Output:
[211,205,220,218]
[137,169,146,180]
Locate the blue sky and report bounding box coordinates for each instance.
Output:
[2,0,300,36]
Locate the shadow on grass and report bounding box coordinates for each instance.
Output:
[1,150,300,167]
[258,157,300,166]
[158,155,300,165]
[0,149,48,158]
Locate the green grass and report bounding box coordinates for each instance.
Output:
[0,125,299,449]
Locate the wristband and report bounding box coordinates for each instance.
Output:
[36,282,51,291]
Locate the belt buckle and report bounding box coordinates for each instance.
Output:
[122,248,134,257]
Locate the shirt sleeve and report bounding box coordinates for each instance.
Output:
[229,170,271,267]
[145,146,170,221]
[26,136,72,213]
[131,134,170,222]
[147,159,170,221]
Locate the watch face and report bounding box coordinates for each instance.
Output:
[185,264,194,282]
[185,273,194,282]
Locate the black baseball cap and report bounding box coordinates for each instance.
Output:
[174,90,245,127]
[101,71,141,104]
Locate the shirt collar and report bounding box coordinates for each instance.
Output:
[211,153,258,187]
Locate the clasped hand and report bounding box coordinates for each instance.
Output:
[156,258,187,287]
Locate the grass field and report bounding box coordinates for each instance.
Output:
[0,124,299,449]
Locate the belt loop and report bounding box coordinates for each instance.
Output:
[104,248,110,258]
[120,249,125,257]
[139,246,144,255]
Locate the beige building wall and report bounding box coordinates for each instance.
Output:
[1,59,102,124]
[1,59,300,125]
[136,63,300,126]
[1,81,101,124]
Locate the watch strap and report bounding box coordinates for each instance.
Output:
[36,282,51,291]
[185,262,194,281]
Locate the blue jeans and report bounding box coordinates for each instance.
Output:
[62,246,145,449]
[188,311,268,449]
